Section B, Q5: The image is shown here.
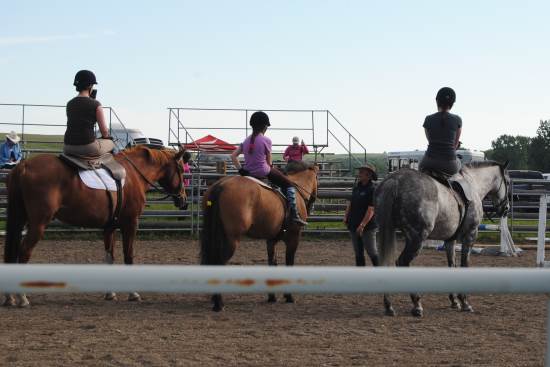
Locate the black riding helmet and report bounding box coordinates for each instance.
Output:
[73,70,97,90]
[249,111,271,129]
[436,87,456,108]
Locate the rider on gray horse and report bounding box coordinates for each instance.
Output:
[419,87,462,178]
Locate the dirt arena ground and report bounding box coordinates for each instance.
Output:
[0,238,546,366]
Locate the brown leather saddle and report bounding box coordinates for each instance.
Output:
[59,152,126,228]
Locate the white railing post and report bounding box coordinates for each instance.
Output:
[537,194,548,267]
[547,298,550,367]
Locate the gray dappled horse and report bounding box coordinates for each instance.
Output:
[375,161,510,317]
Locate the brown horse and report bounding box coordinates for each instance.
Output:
[3,145,187,307]
[200,161,319,311]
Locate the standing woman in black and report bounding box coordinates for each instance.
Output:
[419,87,462,177]
[343,163,379,267]
[63,70,114,158]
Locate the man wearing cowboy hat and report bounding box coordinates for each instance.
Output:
[343,163,380,267]
[0,131,22,169]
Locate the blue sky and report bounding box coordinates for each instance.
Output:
[1,1,549,153]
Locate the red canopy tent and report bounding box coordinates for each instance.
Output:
[182,134,236,152]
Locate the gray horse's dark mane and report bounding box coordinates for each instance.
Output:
[285,161,314,174]
[465,160,501,169]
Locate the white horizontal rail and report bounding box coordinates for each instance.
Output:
[1,265,550,294]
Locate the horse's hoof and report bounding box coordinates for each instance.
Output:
[284,295,295,304]
[385,308,396,317]
[127,292,141,302]
[267,294,277,303]
[3,296,16,307]
[411,308,423,317]
[461,304,474,313]
[104,292,117,301]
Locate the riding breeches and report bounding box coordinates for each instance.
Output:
[419,154,461,176]
[266,167,294,190]
[63,138,115,158]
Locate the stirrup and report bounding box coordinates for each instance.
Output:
[292,215,307,226]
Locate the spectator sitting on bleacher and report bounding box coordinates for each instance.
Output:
[283,136,309,162]
[0,131,23,169]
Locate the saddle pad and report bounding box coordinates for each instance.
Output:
[242,175,287,201]
[79,169,125,192]
[243,175,272,189]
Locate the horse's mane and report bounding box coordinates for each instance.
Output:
[464,160,501,169]
[285,161,314,174]
[122,145,174,165]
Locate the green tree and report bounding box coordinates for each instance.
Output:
[486,134,531,169]
[528,120,550,172]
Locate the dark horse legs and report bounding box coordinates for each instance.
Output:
[283,232,299,303]
[457,241,474,312]
[102,220,141,302]
[266,239,279,303]
[383,236,423,317]
[444,239,474,312]
[444,240,461,309]
[4,219,48,307]
[266,231,299,304]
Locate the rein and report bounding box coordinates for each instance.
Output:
[119,151,184,201]
[290,170,318,210]
[486,167,509,221]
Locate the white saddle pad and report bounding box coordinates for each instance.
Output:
[79,168,125,191]
[243,175,272,189]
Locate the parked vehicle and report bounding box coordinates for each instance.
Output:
[387,149,485,173]
[108,126,164,150]
[508,170,545,191]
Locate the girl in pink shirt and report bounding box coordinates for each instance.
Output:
[231,111,307,225]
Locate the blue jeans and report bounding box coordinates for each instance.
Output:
[349,228,379,266]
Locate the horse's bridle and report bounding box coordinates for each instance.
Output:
[292,172,318,214]
[120,151,187,208]
[487,167,509,220]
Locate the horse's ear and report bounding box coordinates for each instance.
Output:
[502,160,510,169]
[174,147,186,161]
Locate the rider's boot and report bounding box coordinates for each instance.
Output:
[286,187,307,226]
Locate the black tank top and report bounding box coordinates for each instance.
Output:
[423,112,462,160]
[64,96,101,145]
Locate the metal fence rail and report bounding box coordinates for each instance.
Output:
[1,264,550,364]
[2,170,550,236]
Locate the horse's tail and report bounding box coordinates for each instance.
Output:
[376,176,398,266]
[200,182,228,265]
[4,163,27,263]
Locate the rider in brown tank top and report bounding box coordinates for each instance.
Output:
[63,70,114,158]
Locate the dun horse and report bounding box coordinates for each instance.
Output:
[3,145,187,307]
[200,161,319,311]
[375,161,509,316]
